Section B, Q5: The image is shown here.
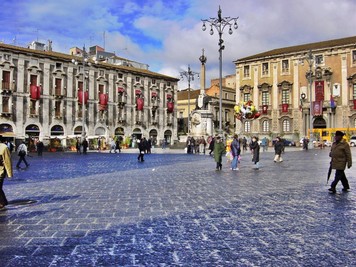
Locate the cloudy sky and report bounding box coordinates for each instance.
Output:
[1,0,356,90]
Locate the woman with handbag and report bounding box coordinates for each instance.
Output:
[16,141,30,168]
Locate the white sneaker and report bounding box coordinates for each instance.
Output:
[232,168,239,171]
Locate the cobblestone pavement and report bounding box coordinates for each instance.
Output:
[0,148,355,266]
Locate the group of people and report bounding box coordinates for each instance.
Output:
[186,136,207,154]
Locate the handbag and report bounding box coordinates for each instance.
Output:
[18,150,26,156]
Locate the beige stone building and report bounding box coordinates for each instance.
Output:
[234,36,356,141]
[0,42,179,150]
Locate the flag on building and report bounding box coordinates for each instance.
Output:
[330,94,336,109]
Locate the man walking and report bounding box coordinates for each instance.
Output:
[16,141,30,168]
[0,135,13,210]
[230,134,241,171]
[328,131,352,193]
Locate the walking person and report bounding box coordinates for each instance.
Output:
[199,136,206,155]
[0,136,13,210]
[208,136,215,156]
[16,141,29,168]
[36,140,44,156]
[328,131,352,193]
[213,136,225,171]
[109,140,116,153]
[250,136,260,169]
[274,137,284,162]
[137,138,146,162]
[82,138,88,154]
[76,138,81,154]
[115,138,121,153]
[261,137,268,152]
[230,134,241,171]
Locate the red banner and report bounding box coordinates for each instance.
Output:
[313,101,323,115]
[262,105,268,114]
[99,93,108,105]
[282,104,289,113]
[117,87,124,93]
[136,97,144,111]
[353,99,356,110]
[78,90,89,105]
[167,102,174,113]
[315,81,324,102]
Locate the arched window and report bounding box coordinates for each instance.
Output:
[262,120,269,132]
[282,119,290,132]
[244,121,251,132]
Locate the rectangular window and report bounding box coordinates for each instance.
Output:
[262,91,269,105]
[56,62,62,69]
[243,65,250,77]
[2,71,10,90]
[244,121,251,132]
[55,101,61,117]
[282,90,289,104]
[55,78,62,96]
[262,63,269,75]
[315,54,324,65]
[282,59,289,72]
[99,70,104,76]
[118,73,123,79]
[3,54,11,61]
[233,94,236,101]
[152,79,156,84]
[99,84,104,94]
[262,120,269,132]
[2,96,9,113]
[225,111,229,122]
[225,93,228,99]
[243,93,250,102]
[353,51,356,63]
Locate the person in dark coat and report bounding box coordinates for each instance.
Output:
[250,136,260,169]
[328,131,352,193]
[213,136,225,171]
[208,136,215,156]
[82,138,88,154]
[76,138,81,154]
[137,138,146,162]
[36,140,44,156]
[274,137,284,162]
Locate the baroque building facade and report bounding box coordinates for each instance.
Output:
[234,36,356,141]
[0,43,178,150]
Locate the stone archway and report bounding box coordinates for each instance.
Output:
[313,117,326,129]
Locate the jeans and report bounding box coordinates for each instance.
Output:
[231,156,238,169]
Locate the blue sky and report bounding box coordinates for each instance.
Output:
[1,0,356,89]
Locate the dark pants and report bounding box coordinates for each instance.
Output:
[138,151,144,162]
[16,155,29,168]
[331,169,350,190]
[0,177,8,206]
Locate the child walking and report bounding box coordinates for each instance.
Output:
[214,136,225,171]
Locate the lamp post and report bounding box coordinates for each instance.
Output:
[72,46,91,142]
[180,65,199,134]
[202,6,238,135]
[300,50,314,148]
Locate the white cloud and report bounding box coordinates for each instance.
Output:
[2,0,356,90]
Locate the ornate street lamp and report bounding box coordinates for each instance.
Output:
[202,6,238,134]
[180,65,199,134]
[72,46,91,142]
[300,50,314,148]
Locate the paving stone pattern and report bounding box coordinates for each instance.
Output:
[0,148,355,266]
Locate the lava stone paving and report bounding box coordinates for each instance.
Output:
[0,148,355,266]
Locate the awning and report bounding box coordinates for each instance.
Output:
[0,132,16,137]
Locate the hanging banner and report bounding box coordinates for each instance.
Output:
[282,104,289,113]
[353,99,356,110]
[315,81,324,102]
[262,105,268,114]
[313,101,323,116]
